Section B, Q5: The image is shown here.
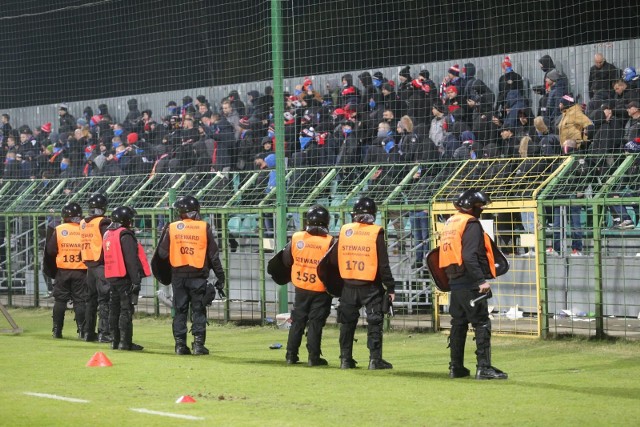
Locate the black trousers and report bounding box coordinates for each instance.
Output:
[172,276,207,338]
[84,265,111,336]
[286,288,332,359]
[337,283,385,360]
[52,269,87,335]
[109,283,134,346]
[449,287,492,368]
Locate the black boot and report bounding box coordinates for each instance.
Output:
[339,322,357,369]
[340,358,358,369]
[449,324,470,378]
[368,358,393,370]
[474,322,507,380]
[98,333,113,343]
[285,353,299,365]
[111,328,120,350]
[308,356,328,367]
[52,302,66,339]
[118,322,143,351]
[192,333,209,355]
[52,324,63,339]
[175,336,191,355]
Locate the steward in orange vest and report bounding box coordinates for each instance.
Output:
[103,206,149,351]
[439,188,508,381]
[154,196,225,356]
[277,205,334,366]
[43,202,88,340]
[79,193,113,343]
[323,197,395,370]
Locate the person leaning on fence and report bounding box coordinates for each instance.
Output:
[155,196,226,356]
[103,206,150,351]
[278,205,335,366]
[439,189,508,380]
[43,202,88,339]
[323,197,395,370]
[80,193,113,343]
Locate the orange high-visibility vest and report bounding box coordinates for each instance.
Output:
[103,228,151,279]
[80,217,103,262]
[337,223,380,282]
[55,223,87,270]
[439,213,496,277]
[290,231,332,292]
[168,220,207,269]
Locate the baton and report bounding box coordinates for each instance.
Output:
[470,290,492,307]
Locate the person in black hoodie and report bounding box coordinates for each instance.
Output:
[589,102,624,154]
[124,98,142,133]
[497,56,524,115]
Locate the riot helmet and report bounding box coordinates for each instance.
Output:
[61,202,82,222]
[174,195,200,219]
[306,204,330,228]
[351,197,377,216]
[454,188,490,217]
[111,206,136,228]
[87,193,108,216]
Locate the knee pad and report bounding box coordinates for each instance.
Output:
[336,304,359,324]
[366,311,384,326]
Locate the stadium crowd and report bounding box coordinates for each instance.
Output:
[1,53,639,214]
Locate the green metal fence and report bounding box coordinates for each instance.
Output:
[1,155,639,338]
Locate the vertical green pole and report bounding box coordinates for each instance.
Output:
[5,217,12,306]
[151,213,159,316]
[32,216,40,308]
[537,203,549,338]
[168,189,177,318]
[592,202,604,338]
[271,0,288,314]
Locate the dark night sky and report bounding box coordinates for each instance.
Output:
[0,0,637,108]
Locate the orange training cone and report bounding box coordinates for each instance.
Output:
[176,395,196,404]
[86,351,113,367]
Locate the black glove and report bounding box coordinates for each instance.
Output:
[130,283,141,294]
[215,280,226,299]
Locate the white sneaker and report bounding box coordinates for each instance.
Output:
[570,249,583,257]
[619,220,635,229]
[546,247,559,256]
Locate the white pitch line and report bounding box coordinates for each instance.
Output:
[24,392,89,403]
[130,408,204,421]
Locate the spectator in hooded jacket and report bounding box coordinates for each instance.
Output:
[557,95,593,151]
[535,55,566,118]
[58,104,77,134]
[497,56,524,114]
[544,69,569,123]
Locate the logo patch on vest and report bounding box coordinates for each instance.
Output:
[296,240,305,249]
[81,223,86,229]
[61,230,68,236]
[345,229,354,237]
[177,223,185,230]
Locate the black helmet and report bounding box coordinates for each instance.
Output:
[454,188,491,212]
[352,197,377,216]
[306,204,330,228]
[61,202,82,221]
[174,196,200,216]
[87,193,108,210]
[111,206,136,228]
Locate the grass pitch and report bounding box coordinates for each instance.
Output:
[1,308,639,427]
